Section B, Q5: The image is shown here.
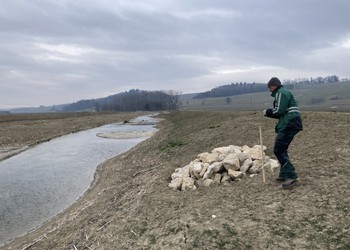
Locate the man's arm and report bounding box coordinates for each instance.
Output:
[265,92,289,118]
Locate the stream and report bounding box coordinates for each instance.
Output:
[0,115,157,245]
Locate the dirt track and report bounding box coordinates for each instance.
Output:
[1,111,350,249]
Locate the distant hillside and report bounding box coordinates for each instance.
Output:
[4,90,180,114]
[180,82,350,112]
[63,89,180,112]
[193,75,341,100]
[4,80,350,114]
[193,82,266,99]
[7,104,68,114]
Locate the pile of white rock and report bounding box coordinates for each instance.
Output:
[169,145,279,191]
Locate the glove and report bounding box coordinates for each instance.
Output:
[263,110,267,116]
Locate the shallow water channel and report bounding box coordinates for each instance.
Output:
[0,115,157,245]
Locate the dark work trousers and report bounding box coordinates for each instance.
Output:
[274,130,300,179]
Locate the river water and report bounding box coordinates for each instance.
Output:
[0,115,157,245]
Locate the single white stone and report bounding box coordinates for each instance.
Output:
[229,145,243,154]
[223,153,241,171]
[171,165,190,180]
[192,162,203,173]
[168,178,183,190]
[203,164,215,180]
[182,177,196,190]
[195,179,204,187]
[199,163,209,177]
[218,153,226,161]
[268,158,280,172]
[211,161,224,173]
[243,147,265,160]
[202,179,213,187]
[197,152,209,162]
[201,153,220,164]
[240,158,253,173]
[212,146,232,155]
[213,173,222,183]
[237,152,250,164]
[190,169,200,180]
[262,162,272,173]
[221,174,232,183]
[189,161,203,179]
[252,144,267,151]
[228,169,244,179]
[248,160,261,174]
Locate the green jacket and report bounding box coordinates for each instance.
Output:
[266,86,303,133]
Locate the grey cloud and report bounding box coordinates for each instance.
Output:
[1,0,350,108]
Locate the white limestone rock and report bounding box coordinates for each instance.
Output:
[221,173,232,183]
[202,179,214,187]
[195,179,204,187]
[223,153,241,171]
[268,158,280,172]
[193,162,202,172]
[197,152,209,162]
[212,146,232,155]
[190,169,200,179]
[203,164,215,180]
[202,161,225,180]
[212,145,242,155]
[182,177,196,190]
[211,161,224,173]
[197,152,221,164]
[213,173,222,184]
[252,144,267,151]
[228,169,244,179]
[248,160,261,174]
[168,178,183,190]
[171,165,190,180]
[218,154,227,161]
[189,161,202,179]
[237,152,250,165]
[229,145,243,154]
[240,158,253,173]
[243,147,266,160]
[199,163,209,177]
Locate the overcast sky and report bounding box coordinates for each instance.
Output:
[1,0,350,109]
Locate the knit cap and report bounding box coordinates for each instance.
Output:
[267,77,282,88]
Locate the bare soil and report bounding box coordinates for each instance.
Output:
[1,111,350,249]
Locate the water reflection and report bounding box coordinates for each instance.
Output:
[0,116,157,244]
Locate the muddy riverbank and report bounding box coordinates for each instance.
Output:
[0,112,146,161]
[0,114,157,244]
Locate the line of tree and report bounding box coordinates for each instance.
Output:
[63,89,180,112]
[283,75,340,85]
[193,82,293,99]
[194,75,342,99]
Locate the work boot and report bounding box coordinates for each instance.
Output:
[282,178,300,189]
[275,177,287,182]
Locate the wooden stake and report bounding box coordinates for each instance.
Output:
[259,126,266,183]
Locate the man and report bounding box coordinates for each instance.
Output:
[263,77,303,189]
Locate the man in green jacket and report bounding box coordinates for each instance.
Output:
[263,77,303,189]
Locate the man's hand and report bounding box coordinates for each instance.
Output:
[263,109,267,116]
